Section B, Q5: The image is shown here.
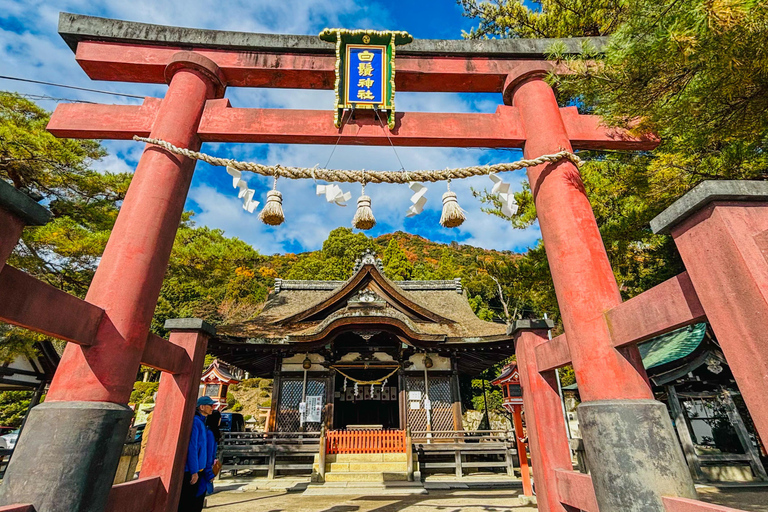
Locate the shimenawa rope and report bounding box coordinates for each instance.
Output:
[132,135,581,184]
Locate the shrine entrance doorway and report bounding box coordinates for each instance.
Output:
[331,331,402,430]
[334,370,399,430]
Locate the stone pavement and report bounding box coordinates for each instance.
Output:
[204,487,768,512]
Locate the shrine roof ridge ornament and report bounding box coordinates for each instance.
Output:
[273,278,463,294]
[58,12,607,58]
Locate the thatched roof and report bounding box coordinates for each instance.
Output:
[218,255,508,343]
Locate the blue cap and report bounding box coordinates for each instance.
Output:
[197,396,215,407]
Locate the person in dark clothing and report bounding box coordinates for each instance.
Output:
[178,396,214,512]
[206,410,222,445]
[202,410,222,496]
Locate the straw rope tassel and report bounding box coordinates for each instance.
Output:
[259,175,285,226]
[352,174,376,230]
[440,179,466,228]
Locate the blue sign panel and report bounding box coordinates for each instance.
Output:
[345,45,386,105]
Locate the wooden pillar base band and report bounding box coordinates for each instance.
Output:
[579,399,697,512]
[0,401,133,512]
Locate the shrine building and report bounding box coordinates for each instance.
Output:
[208,250,514,433]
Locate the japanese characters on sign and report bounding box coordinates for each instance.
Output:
[345,46,385,106]
[305,395,323,423]
[319,28,413,129]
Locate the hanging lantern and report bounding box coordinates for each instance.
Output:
[440,180,465,228]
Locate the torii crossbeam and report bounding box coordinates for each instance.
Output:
[4,13,730,512]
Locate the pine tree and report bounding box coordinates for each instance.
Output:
[382,239,413,281]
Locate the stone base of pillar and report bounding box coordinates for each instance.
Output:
[579,399,697,512]
[0,401,133,512]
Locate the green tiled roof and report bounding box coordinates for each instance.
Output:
[637,323,707,369]
[562,323,707,391]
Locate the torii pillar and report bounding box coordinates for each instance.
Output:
[0,53,226,512]
[506,71,696,511]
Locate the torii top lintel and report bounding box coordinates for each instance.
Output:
[48,13,658,150]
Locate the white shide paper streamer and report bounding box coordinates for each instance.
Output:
[316,183,352,206]
[489,173,519,218]
[406,182,428,217]
[227,166,260,213]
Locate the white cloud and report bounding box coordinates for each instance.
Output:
[0,0,541,255]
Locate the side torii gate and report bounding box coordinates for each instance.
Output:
[0,12,765,512]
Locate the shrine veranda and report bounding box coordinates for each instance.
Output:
[1,12,768,512]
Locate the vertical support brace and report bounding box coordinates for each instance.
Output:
[515,327,574,512]
[139,319,213,512]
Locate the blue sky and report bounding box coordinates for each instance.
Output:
[1,0,541,255]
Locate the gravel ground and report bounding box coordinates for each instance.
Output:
[204,488,768,512]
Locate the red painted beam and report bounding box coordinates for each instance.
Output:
[198,103,527,147]
[0,265,102,346]
[105,477,162,512]
[559,106,660,150]
[49,99,658,150]
[47,98,160,140]
[606,272,706,348]
[534,334,571,372]
[0,505,35,512]
[141,334,190,375]
[74,41,558,93]
[662,497,749,512]
[555,469,599,512]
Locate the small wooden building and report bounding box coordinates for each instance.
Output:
[566,323,768,482]
[200,359,243,411]
[209,250,515,434]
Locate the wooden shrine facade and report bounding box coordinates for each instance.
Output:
[209,251,515,434]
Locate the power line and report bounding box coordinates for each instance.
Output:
[0,75,146,100]
[17,93,96,104]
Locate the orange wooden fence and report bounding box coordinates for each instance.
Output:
[326,429,406,454]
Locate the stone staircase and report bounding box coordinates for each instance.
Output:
[304,452,425,495]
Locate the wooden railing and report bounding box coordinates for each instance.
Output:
[326,429,406,454]
[220,431,320,479]
[411,430,517,478]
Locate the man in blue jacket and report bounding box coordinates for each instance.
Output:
[178,396,214,512]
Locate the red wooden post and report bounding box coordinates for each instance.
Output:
[514,325,574,512]
[512,404,533,497]
[0,53,225,512]
[47,53,225,404]
[139,319,212,512]
[508,73,650,401]
[651,182,768,443]
[507,73,696,512]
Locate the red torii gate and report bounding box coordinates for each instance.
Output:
[0,12,764,512]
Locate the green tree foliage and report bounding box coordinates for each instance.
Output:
[459,0,624,39]
[285,228,377,280]
[130,382,159,404]
[2,92,129,295]
[0,391,34,428]
[382,239,413,280]
[461,0,766,322]
[153,223,269,334]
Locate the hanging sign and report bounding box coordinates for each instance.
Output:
[306,395,323,423]
[319,28,413,129]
